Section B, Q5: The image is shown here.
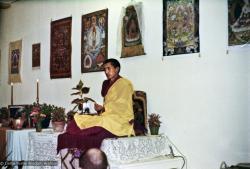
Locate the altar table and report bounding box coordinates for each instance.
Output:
[4,128,59,169]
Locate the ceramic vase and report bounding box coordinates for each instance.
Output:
[52,121,65,132]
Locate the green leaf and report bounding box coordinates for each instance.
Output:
[71,98,84,104]
[78,80,84,88]
[71,98,80,104]
[84,97,96,103]
[78,104,83,111]
[71,92,81,96]
[82,87,90,94]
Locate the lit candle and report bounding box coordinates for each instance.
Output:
[36,79,39,103]
[11,82,13,105]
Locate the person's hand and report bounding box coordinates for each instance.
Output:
[94,103,103,112]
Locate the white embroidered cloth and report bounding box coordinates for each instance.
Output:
[26,130,60,169]
[100,134,171,164]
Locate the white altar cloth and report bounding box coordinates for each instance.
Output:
[5,128,58,169]
[101,134,171,165]
[110,156,183,169]
[59,134,183,169]
[7,129,35,162]
[26,129,61,169]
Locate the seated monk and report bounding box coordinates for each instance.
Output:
[57,58,135,152]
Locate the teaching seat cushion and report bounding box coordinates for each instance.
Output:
[132,91,148,135]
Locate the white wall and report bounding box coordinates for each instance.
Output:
[0,0,249,168]
[248,46,250,158]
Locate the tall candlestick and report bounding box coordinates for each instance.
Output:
[36,79,39,103]
[11,82,13,105]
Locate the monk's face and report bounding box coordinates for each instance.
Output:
[103,62,119,81]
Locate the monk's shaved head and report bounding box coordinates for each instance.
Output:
[87,148,103,165]
[79,148,108,169]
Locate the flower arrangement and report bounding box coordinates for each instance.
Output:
[30,105,46,124]
[148,113,161,127]
[30,104,46,132]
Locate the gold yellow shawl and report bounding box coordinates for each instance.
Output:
[74,78,135,136]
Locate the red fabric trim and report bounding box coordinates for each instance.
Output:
[101,76,121,97]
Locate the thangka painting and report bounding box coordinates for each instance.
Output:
[32,43,40,68]
[228,0,250,46]
[163,0,199,56]
[50,17,72,79]
[121,3,145,58]
[81,9,108,73]
[8,40,22,84]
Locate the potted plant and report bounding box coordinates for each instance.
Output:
[40,103,54,128]
[148,113,162,135]
[51,106,66,132]
[71,80,95,114]
[0,107,9,127]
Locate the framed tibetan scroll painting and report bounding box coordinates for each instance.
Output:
[228,0,250,46]
[9,40,22,84]
[32,43,40,68]
[81,9,108,73]
[121,2,145,58]
[163,0,200,56]
[50,17,72,79]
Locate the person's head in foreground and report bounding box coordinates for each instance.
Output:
[79,148,109,169]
